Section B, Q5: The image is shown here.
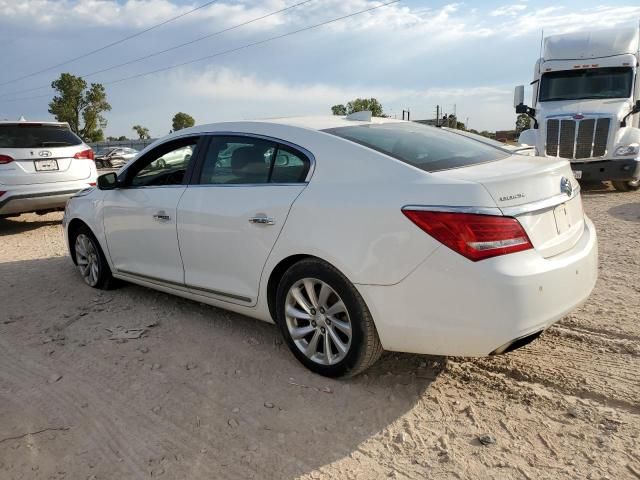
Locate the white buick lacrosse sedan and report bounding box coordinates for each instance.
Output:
[63,115,598,377]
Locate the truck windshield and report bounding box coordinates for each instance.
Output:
[539,67,633,102]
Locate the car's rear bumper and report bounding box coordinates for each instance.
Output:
[570,158,640,182]
[0,182,94,216]
[357,216,598,357]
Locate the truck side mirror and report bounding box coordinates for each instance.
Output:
[620,100,640,127]
[97,172,119,190]
[514,85,525,108]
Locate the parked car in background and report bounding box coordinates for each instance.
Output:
[149,146,191,169]
[94,147,138,169]
[63,114,597,377]
[0,120,97,217]
[442,127,536,155]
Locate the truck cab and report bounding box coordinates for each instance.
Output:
[514,27,640,191]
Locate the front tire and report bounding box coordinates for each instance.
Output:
[72,226,116,289]
[275,258,383,377]
[612,179,640,192]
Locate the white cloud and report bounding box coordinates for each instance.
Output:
[499,6,640,36]
[490,4,527,17]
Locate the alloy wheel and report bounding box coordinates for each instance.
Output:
[75,233,100,287]
[284,278,353,365]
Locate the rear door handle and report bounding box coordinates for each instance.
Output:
[248,215,275,225]
[153,210,171,222]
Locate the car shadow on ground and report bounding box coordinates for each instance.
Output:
[0,256,445,479]
[0,217,61,236]
[608,202,640,223]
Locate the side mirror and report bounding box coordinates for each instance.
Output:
[514,85,525,108]
[97,172,119,190]
[620,100,640,127]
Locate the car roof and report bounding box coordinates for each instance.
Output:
[166,115,406,139]
[0,120,70,127]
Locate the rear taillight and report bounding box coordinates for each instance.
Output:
[402,209,533,261]
[0,191,5,197]
[74,149,95,160]
[0,154,14,164]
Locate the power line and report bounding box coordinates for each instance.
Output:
[0,0,220,88]
[1,0,400,104]
[0,0,314,99]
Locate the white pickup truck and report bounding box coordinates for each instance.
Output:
[514,27,640,191]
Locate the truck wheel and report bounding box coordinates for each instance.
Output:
[612,179,640,192]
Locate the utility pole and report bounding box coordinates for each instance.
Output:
[466,117,469,131]
[435,105,440,126]
[453,104,457,129]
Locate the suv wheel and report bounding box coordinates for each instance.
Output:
[276,258,383,377]
[612,179,640,192]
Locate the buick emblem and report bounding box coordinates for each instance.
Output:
[572,114,584,120]
[39,150,52,157]
[560,177,573,197]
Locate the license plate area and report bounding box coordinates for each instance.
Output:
[553,203,572,234]
[34,159,59,171]
[572,170,582,179]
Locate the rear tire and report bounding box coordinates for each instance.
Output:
[71,226,116,290]
[275,258,383,377]
[612,179,640,192]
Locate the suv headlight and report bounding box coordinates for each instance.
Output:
[614,145,639,156]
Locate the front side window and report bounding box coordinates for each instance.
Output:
[199,136,310,184]
[324,122,508,172]
[126,138,199,187]
[539,67,633,102]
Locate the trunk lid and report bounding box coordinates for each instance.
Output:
[432,155,584,258]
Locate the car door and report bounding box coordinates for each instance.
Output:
[102,136,203,284]
[177,134,312,305]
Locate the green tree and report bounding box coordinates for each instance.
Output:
[48,73,110,142]
[515,113,532,134]
[331,104,347,115]
[346,98,385,117]
[442,114,465,130]
[132,125,151,140]
[331,98,386,117]
[172,112,195,131]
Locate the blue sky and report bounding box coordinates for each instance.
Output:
[0,0,639,137]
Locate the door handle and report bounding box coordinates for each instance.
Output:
[248,215,275,225]
[153,211,171,222]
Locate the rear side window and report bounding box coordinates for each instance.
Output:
[198,136,310,185]
[323,123,508,172]
[0,124,83,148]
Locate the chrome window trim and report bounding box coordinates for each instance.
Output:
[401,205,502,216]
[198,131,316,184]
[500,184,581,217]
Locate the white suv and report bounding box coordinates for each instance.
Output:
[0,121,97,217]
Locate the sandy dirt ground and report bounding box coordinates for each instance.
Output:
[0,185,639,480]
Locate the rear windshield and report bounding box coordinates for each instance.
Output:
[0,124,82,148]
[323,123,508,172]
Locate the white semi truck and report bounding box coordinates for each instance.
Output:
[514,26,640,191]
